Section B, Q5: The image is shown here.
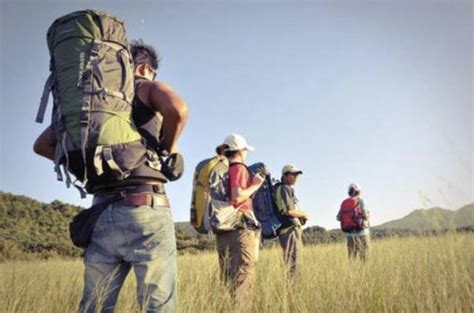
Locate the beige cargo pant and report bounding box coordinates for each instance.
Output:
[216,227,259,311]
[279,226,303,279]
[347,235,370,261]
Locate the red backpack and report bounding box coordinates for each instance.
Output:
[339,198,366,232]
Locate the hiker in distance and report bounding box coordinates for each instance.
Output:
[214,134,264,311]
[274,164,309,279]
[34,12,188,313]
[337,183,370,261]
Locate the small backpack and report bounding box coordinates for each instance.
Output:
[190,156,228,234]
[36,10,154,196]
[248,163,282,239]
[339,198,366,232]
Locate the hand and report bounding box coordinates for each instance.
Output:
[252,173,265,187]
[260,164,270,176]
[300,212,308,222]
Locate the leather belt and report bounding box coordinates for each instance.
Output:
[122,193,170,207]
[93,184,169,208]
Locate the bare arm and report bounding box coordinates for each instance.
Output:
[285,209,307,219]
[362,209,370,220]
[359,199,369,220]
[147,81,188,153]
[279,186,308,219]
[33,126,56,161]
[230,174,264,205]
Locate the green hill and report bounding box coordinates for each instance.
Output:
[374,204,474,231]
[1,190,472,261]
[0,191,214,260]
[0,191,82,260]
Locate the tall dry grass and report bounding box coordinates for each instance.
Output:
[1,233,473,313]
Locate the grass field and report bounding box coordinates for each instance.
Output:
[1,233,473,313]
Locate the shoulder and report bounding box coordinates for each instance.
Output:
[279,184,293,196]
[136,80,176,105]
[229,163,248,174]
[137,80,173,92]
[149,81,174,93]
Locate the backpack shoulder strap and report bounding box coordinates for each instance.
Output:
[273,183,287,213]
[229,161,246,168]
[228,162,250,175]
[36,73,54,123]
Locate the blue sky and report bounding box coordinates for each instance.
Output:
[0,0,472,229]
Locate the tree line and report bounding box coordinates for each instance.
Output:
[1,191,472,261]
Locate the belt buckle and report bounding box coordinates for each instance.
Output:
[152,184,163,194]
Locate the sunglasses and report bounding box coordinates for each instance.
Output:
[147,66,157,80]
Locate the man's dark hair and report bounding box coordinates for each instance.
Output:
[130,39,160,70]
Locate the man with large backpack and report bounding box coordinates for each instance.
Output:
[337,183,370,261]
[34,11,188,313]
[274,164,308,279]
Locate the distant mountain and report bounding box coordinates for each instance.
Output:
[374,204,474,231]
[452,204,474,227]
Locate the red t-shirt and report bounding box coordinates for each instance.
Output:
[228,163,253,213]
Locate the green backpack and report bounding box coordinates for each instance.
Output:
[36,10,154,196]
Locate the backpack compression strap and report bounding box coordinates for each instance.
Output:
[36,73,54,124]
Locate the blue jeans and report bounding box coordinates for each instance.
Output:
[79,193,177,313]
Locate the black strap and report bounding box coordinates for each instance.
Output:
[229,162,251,171]
[94,183,165,196]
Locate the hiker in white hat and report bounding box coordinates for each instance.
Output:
[216,133,264,310]
[337,183,371,261]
